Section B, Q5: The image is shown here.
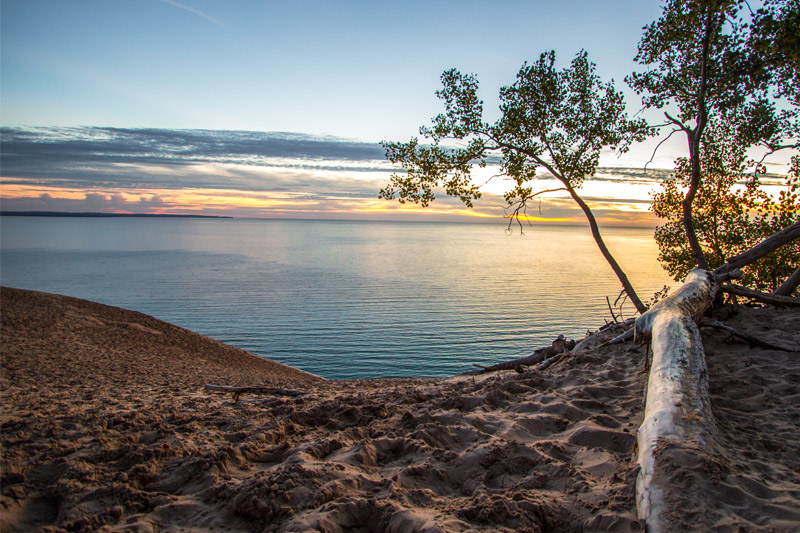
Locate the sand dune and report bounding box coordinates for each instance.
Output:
[2,287,799,532]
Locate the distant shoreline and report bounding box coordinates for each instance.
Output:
[0,211,232,219]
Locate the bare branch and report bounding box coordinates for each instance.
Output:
[503,187,568,233]
[645,128,681,172]
[756,142,800,167]
[721,283,800,306]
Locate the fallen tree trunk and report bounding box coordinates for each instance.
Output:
[634,224,799,531]
[713,221,800,278]
[634,269,720,532]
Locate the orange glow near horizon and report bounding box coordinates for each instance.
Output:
[0,180,661,226]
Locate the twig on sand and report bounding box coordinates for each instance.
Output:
[604,327,635,346]
[204,384,306,402]
[573,317,636,353]
[698,321,797,352]
[535,352,568,371]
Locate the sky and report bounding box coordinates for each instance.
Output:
[0,0,790,224]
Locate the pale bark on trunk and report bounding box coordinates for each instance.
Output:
[634,269,719,532]
[626,222,798,530]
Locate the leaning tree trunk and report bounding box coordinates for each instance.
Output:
[564,182,648,314]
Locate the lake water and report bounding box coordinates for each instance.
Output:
[0,217,673,378]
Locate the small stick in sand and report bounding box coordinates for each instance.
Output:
[698,321,797,352]
[536,352,569,371]
[204,384,306,402]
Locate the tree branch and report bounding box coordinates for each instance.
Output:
[489,136,566,183]
[713,221,800,276]
[664,111,691,134]
[774,266,800,297]
[645,128,681,172]
[757,142,800,167]
[720,283,800,307]
[504,187,569,232]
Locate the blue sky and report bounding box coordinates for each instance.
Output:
[2,0,663,139]
[2,0,767,223]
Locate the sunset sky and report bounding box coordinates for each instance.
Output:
[0,0,790,225]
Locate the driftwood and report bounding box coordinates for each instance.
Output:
[634,222,799,531]
[634,269,721,532]
[536,351,568,371]
[473,319,635,376]
[572,318,636,353]
[774,266,800,297]
[469,336,575,374]
[699,320,796,352]
[204,384,306,402]
[721,283,800,307]
[606,326,635,346]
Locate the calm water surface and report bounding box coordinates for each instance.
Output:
[1,217,673,378]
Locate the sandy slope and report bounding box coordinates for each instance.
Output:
[1,287,799,532]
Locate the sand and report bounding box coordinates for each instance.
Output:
[1,286,798,532]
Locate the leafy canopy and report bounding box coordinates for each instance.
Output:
[380,50,650,214]
[651,119,800,291]
[749,0,800,108]
[380,50,652,313]
[627,0,784,145]
[628,0,799,272]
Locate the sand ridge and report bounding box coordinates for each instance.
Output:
[2,287,799,531]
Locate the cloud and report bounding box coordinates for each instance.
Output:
[162,0,228,29]
[0,126,672,224]
[0,192,169,213]
[0,126,391,192]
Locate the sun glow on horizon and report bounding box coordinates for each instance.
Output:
[0,176,668,226]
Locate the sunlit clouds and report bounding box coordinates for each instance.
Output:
[0,126,678,225]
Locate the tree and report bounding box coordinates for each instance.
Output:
[627,0,795,270]
[379,51,652,313]
[651,119,800,292]
[747,155,800,292]
[748,0,800,108]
